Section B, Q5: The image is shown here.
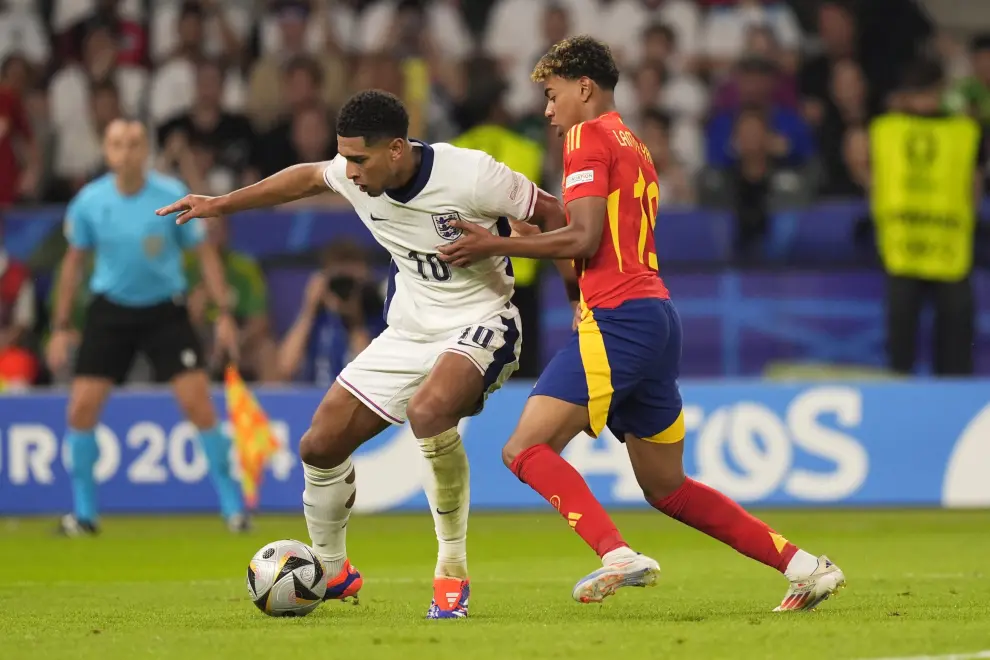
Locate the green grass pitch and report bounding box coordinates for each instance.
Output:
[1,509,989,660]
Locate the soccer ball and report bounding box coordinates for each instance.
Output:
[246,539,327,617]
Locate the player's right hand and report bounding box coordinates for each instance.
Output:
[155,194,222,224]
[46,329,77,373]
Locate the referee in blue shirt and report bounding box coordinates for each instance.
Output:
[46,119,246,535]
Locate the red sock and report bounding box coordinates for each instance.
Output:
[510,444,627,558]
[650,477,798,573]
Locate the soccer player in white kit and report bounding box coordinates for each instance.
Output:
[157,90,567,619]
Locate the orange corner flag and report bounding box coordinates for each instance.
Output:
[224,365,280,510]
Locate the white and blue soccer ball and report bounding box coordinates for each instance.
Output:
[247,539,327,617]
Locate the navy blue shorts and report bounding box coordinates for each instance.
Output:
[531,298,684,443]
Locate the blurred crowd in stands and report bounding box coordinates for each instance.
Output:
[0,0,986,387]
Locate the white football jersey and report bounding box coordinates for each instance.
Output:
[322,141,539,336]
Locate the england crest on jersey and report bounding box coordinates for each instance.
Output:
[432,212,463,241]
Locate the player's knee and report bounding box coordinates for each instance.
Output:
[500,443,517,470]
[406,394,454,440]
[639,468,686,502]
[299,406,348,469]
[67,396,99,430]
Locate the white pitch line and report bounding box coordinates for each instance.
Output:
[860,652,990,660]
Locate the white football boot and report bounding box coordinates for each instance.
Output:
[774,555,846,612]
[572,553,661,604]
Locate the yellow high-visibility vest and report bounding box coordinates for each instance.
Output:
[870,113,980,281]
[452,125,545,286]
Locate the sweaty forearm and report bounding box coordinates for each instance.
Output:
[490,224,599,260]
[217,163,329,214]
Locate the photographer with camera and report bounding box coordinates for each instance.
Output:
[277,240,385,386]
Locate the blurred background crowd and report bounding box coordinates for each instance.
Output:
[0,0,988,389]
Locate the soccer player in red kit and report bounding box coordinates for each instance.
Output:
[439,36,845,611]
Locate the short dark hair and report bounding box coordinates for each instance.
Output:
[284,55,323,87]
[335,89,409,144]
[531,35,620,91]
[900,58,944,91]
[642,22,676,46]
[642,107,672,133]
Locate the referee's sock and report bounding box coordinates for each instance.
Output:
[67,428,99,523]
[198,426,244,519]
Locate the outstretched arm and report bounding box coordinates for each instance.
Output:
[156,162,333,224]
[439,196,604,264]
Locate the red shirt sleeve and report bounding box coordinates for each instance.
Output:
[561,121,611,203]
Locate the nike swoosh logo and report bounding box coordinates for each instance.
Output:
[436,507,460,515]
[370,214,389,222]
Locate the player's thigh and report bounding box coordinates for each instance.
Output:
[301,380,392,469]
[408,311,523,433]
[73,296,141,385]
[66,376,115,430]
[140,300,206,383]
[171,369,217,430]
[335,327,429,425]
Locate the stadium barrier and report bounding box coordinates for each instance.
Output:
[1,380,988,515]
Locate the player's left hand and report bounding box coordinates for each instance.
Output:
[437,220,500,268]
[214,312,240,364]
[156,194,224,224]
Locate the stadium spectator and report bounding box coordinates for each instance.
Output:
[53,78,121,191]
[799,0,858,128]
[251,102,336,182]
[157,59,255,188]
[706,56,816,169]
[503,2,573,119]
[0,2,50,70]
[728,108,777,258]
[56,0,148,68]
[640,108,694,206]
[944,34,990,126]
[50,22,147,138]
[147,2,246,128]
[276,241,385,386]
[246,1,348,132]
[150,0,250,67]
[634,23,708,121]
[0,54,39,206]
[712,25,798,112]
[0,216,37,387]
[818,59,869,196]
[185,215,278,382]
[701,0,802,76]
[634,0,703,72]
[355,0,472,62]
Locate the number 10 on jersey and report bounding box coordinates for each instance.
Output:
[606,168,659,271]
[409,251,452,281]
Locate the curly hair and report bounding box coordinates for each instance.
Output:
[335,89,409,144]
[531,35,620,91]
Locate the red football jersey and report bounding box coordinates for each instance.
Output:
[561,111,669,309]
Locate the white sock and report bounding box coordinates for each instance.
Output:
[418,427,469,579]
[303,459,356,577]
[602,546,637,566]
[784,549,820,580]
